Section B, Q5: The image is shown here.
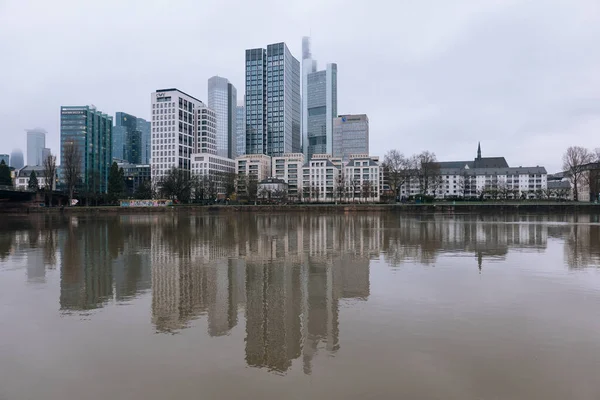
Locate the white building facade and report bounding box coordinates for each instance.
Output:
[272,153,305,200]
[191,153,236,197]
[343,155,381,202]
[196,104,217,155]
[151,88,211,182]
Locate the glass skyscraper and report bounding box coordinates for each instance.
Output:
[236,105,246,157]
[245,42,300,157]
[137,118,151,164]
[208,76,237,159]
[26,128,46,166]
[60,106,112,193]
[113,112,144,164]
[10,149,24,169]
[301,37,338,160]
[332,114,369,161]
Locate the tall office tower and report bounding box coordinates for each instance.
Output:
[60,106,112,193]
[113,112,142,164]
[196,103,217,155]
[137,118,151,164]
[332,114,369,161]
[10,149,24,169]
[208,76,237,159]
[301,37,338,160]
[42,148,51,163]
[26,128,46,166]
[151,88,217,181]
[245,42,300,157]
[236,104,246,157]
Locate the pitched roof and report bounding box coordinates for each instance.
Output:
[473,157,509,168]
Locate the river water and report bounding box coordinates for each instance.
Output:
[0,213,599,399]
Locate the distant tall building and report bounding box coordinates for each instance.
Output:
[332,114,369,161]
[236,105,246,157]
[26,128,46,166]
[10,149,24,169]
[245,42,301,157]
[42,148,51,163]
[208,76,237,159]
[137,118,151,164]
[113,112,144,164]
[60,106,112,193]
[301,37,338,159]
[0,154,9,165]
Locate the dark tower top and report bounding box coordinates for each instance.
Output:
[477,142,481,160]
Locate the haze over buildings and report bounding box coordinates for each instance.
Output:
[26,128,46,166]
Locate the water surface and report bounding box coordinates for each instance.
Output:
[1,213,599,399]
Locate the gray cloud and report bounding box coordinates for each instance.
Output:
[1,0,598,172]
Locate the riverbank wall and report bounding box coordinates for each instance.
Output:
[8,202,600,215]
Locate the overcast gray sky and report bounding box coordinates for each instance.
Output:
[1,0,598,172]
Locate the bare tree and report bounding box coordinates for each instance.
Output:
[335,173,346,204]
[43,153,57,205]
[416,151,440,196]
[63,142,82,205]
[383,150,411,202]
[562,146,594,201]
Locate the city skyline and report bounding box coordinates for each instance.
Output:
[1,0,599,173]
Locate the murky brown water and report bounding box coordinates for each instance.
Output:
[1,213,600,399]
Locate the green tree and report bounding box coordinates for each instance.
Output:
[134,179,153,199]
[107,162,125,204]
[0,160,12,186]
[28,170,39,190]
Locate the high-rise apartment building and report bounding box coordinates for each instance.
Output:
[208,76,237,159]
[113,112,142,164]
[245,42,300,157]
[26,128,46,166]
[60,106,112,193]
[236,105,245,157]
[301,37,338,159]
[10,149,24,169]
[332,114,369,161]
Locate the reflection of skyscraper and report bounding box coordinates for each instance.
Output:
[60,224,113,310]
[244,262,302,373]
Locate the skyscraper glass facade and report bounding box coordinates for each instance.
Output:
[10,149,24,169]
[332,114,369,161]
[245,42,300,157]
[306,64,337,159]
[60,106,112,193]
[114,112,142,164]
[236,105,246,157]
[208,76,237,159]
[136,118,151,164]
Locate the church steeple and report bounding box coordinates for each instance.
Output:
[477,142,481,160]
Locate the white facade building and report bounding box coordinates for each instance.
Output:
[196,104,217,155]
[272,153,305,200]
[343,155,381,202]
[14,166,54,190]
[236,154,272,182]
[301,154,342,202]
[191,153,236,197]
[26,128,46,166]
[151,88,206,182]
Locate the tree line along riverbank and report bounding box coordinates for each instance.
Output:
[7,202,600,215]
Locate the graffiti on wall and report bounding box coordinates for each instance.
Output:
[120,199,173,207]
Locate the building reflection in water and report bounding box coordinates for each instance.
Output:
[2,212,599,373]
